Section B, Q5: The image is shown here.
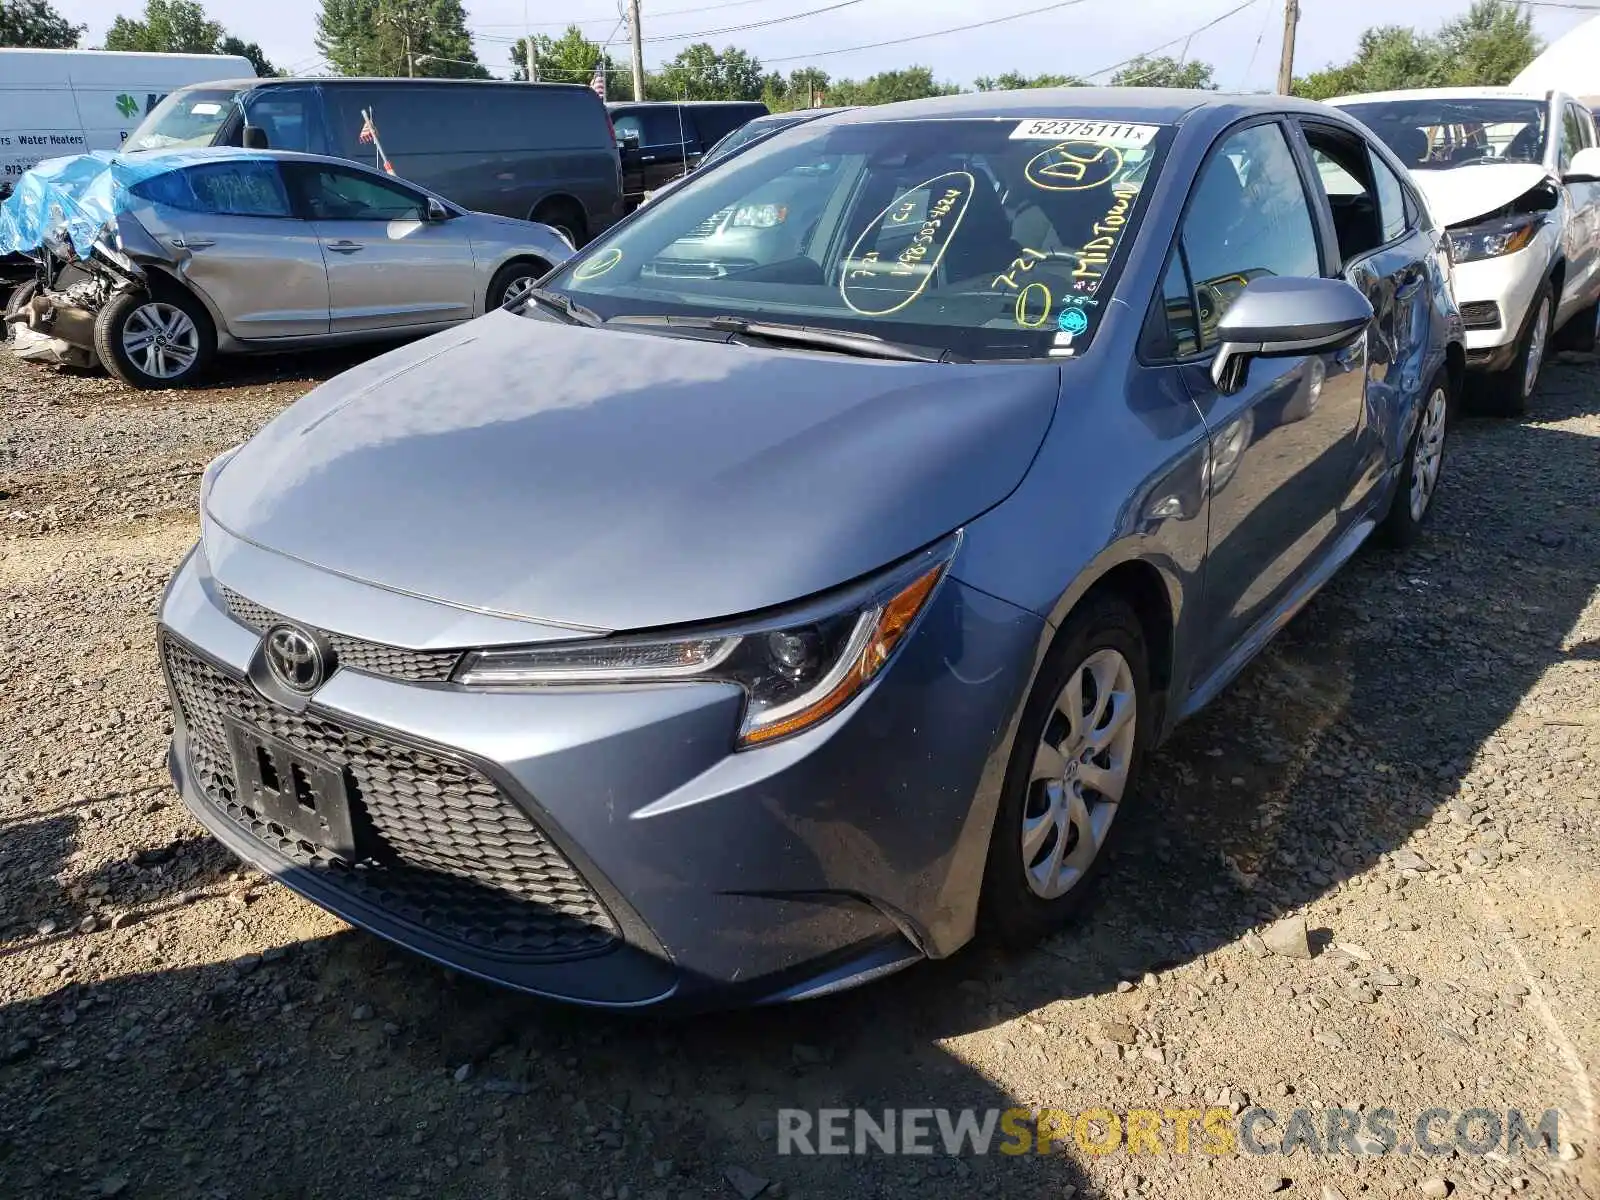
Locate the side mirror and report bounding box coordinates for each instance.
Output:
[1210,276,1373,394]
[241,124,269,150]
[1563,145,1600,183]
[424,196,451,222]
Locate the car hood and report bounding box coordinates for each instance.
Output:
[206,311,1060,632]
[1409,163,1551,228]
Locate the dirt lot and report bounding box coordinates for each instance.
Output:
[0,344,1596,1200]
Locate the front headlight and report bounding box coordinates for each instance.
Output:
[455,539,956,748]
[1447,213,1545,263]
[730,203,787,229]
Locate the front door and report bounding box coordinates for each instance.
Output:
[1176,121,1367,685]
[1558,101,1600,321]
[127,159,330,340]
[283,162,476,333]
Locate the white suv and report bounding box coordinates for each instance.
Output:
[1331,87,1600,414]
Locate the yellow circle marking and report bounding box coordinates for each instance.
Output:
[1025,141,1125,193]
[1015,282,1052,328]
[573,247,624,281]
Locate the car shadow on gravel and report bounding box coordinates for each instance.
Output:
[1,364,1595,1199]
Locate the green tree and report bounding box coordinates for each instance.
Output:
[507,24,615,84]
[974,71,1086,91]
[1107,55,1216,89]
[762,66,830,111]
[1,0,85,47]
[1294,26,1442,98]
[646,43,764,101]
[826,66,960,106]
[105,0,223,53]
[219,34,278,76]
[316,0,489,78]
[1435,0,1540,86]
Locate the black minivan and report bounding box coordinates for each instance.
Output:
[124,78,623,245]
[607,101,768,207]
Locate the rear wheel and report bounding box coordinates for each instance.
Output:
[1381,371,1450,547]
[531,199,586,248]
[486,259,551,310]
[979,594,1152,950]
[94,288,214,388]
[1480,282,1551,417]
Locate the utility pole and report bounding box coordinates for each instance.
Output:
[1276,0,1298,95]
[628,0,645,101]
[524,1,537,81]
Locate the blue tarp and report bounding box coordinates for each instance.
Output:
[0,149,254,259]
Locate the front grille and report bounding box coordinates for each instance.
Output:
[1460,300,1502,331]
[681,205,735,240]
[163,635,619,960]
[219,585,462,684]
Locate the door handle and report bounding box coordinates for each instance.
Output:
[639,155,657,162]
[326,241,364,254]
[170,237,214,250]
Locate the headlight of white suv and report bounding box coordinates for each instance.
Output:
[455,538,957,748]
[1446,212,1544,264]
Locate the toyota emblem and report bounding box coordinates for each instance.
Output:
[264,624,326,694]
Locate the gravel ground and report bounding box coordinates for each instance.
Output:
[1,346,1596,1200]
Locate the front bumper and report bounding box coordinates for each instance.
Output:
[158,539,1042,1009]
[1451,244,1548,366]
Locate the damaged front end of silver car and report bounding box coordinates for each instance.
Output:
[3,218,150,370]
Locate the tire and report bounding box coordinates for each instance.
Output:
[1480,281,1552,418]
[530,200,586,248]
[93,287,214,389]
[978,593,1153,951]
[486,259,551,311]
[1380,370,1450,548]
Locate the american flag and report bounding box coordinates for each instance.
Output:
[590,62,607,101]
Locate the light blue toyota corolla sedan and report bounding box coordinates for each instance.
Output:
[158,90,1464,1010]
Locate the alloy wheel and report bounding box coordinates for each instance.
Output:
[1408,385,1448,522]
[500,275,539,308]
[1021,647,1137,900]
[1523,300,1550,400]
[121,302,199,380]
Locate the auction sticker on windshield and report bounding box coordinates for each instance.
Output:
[1010,120,1160,147]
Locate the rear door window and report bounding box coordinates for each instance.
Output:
[132,160,293,217]
[240,88,328,155]
[287,164,427,221]
[1368,152,1409,244]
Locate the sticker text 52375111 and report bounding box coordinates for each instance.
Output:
[1009,120,1160,147]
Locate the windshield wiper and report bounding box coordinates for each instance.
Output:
[606,314,961,362]
[520,287,602,327]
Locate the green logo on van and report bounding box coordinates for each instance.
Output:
[115,93,140,118]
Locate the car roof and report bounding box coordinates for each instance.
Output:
[171,77,595,93]
[1326,86,1553,105]
[823,87,1341,126]
[608,100,766,109]
[128,146,392,170]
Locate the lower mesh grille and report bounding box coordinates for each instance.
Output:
[1460,300,1502,331]
[218,585,463,684]
[163,634,619,960]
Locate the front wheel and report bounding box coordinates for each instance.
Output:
[93,289,214,388]
[979,594,1152,950]
[486,260,550,310]
[1381,372,1450,547]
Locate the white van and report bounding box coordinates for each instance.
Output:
[0,49,255,194]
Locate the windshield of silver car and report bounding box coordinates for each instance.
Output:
[1338,99,1549,170]
[545,117,1173,359]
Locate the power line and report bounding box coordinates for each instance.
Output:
[762,0,1094,65]
[1236,0,1276,90]
[477,0,865,46]
[473,0,798,29]
[1083,0,1263,79]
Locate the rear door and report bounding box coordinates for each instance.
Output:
[127,159,330,339]
[1171,120,1367,684]
[282,161,476,333]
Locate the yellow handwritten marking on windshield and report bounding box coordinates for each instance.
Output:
[1025,141,1125,193]
[840,171,974,317]
[1071,182,1140,288]
[1015,282,1052,328]
[991,247,1049,293]
[573,247,623,281]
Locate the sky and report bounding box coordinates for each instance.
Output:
[54,0,1600,91]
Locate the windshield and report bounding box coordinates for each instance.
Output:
[1339,98,1548,170]
[703,116,799,167]
[126,87,246,151]
[546,117,1171,360]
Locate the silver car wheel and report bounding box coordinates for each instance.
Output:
[1408,385,1448,522]
[501,275,539,308]
[1523,298,1550,400]
[121,302,199,380]
[1022,647,1137,900]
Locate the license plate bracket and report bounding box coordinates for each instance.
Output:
[225,721,357,860]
